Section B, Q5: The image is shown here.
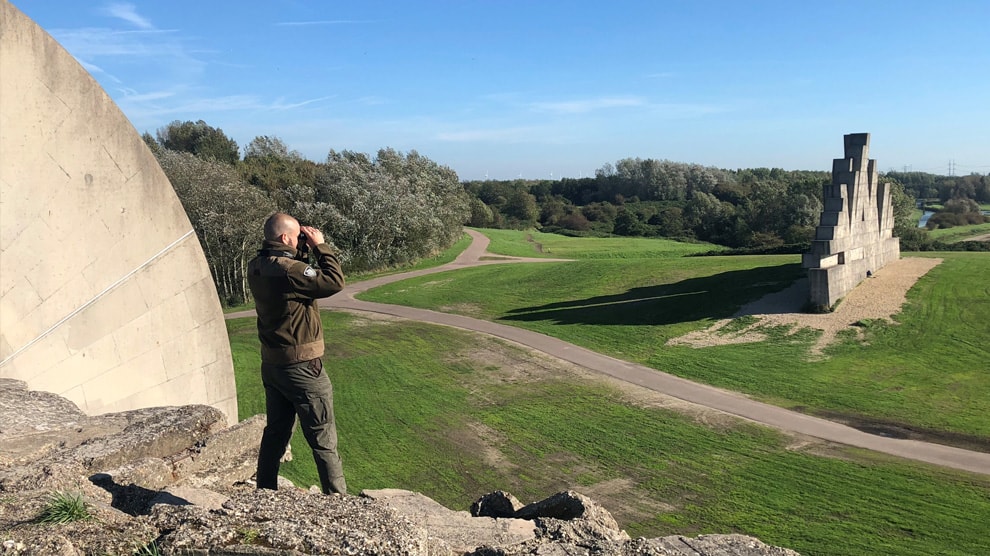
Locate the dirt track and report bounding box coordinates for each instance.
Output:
[228,231,990,475]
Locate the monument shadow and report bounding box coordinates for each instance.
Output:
[501,263,804,327]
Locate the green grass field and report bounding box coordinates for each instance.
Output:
[227,312,990,556]
[229,228,990,555]
[359,230,990,443]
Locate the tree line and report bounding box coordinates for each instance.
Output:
[465,160,925,251]
[885,171,990,204]
[145,120,470,306]
[148,120,987,304]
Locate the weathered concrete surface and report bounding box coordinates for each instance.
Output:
[364,488,539,553]
[0,0,237,421]
[0,380,801,555]
[803,133,900,309]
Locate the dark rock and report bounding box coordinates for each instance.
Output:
[516,490,629,543]
[472,490,523,518]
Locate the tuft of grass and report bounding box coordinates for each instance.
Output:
[239,528,261,544]
[36,490,92,524]
[716,315,759,334]
[133,542,161,556]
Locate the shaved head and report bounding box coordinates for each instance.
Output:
[264,212,300,241]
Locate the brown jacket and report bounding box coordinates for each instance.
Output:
[247,240,345,364]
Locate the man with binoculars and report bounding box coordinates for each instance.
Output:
[247,212,347,495]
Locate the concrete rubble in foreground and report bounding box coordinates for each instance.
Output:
[0,378,798,555]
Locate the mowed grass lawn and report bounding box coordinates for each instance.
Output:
[227,312,990,556]
[359,229,990,443]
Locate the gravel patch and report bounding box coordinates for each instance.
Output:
[667,258,942,357]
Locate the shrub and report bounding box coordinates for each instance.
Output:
[36,490,91,524]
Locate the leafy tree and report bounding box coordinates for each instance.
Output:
[886,171,939,200]
[581,202,618,223]
[558,210,591,232]
[243,135,297,160]
[240,135,318,207]
[141,131,161,156]
[298,148,469,271]
[538,195,572,227]
[975,174,990,203]
[502,189,540,228]
[156,149,274,305]
[884,177,916,234]
[648,207,689,238]
[613,209,649,236]
[924,197,987,230]
[155,120,239,164]
[685,191,740,245]
[468,198,495,228]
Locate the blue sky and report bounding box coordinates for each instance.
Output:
[14,0,990,180]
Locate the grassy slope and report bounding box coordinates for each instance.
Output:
[228,313,990,556]
[927,222,990,242]
[476,228,720,259]
[359,230,990,440]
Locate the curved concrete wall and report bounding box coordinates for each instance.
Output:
[0,1,237,422]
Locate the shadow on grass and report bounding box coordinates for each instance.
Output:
[501,263,804,326]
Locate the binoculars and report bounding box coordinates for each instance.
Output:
[297,232,310,257]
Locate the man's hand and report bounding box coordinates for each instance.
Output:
[299,225,325,247]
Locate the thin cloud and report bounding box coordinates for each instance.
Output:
[77,59,107,76]
[101,2,154,30]
[120,94,265,121]
[530,96,647,114]
[647,103,729,118]
[118,89,176,102]
[275,20,371,26]
[51,28,190,59]
[271,95,335,111]
[120,92,339,123]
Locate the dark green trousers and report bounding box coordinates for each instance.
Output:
[257,357,346,494]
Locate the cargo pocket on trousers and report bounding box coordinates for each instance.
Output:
[300,392,330,426]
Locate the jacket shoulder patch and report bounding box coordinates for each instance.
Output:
[303,266,317,278]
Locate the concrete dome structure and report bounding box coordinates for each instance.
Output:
[0,0,237,421]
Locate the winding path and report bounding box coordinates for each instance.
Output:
[229,229,990,476]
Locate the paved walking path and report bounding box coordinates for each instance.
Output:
[229,229,990,475]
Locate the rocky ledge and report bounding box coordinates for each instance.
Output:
[0,379,799,555]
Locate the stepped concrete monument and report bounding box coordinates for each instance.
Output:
[802,133,900,310]
[0,0,237,421]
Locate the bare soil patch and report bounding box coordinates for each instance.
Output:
[667,257,942,358]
